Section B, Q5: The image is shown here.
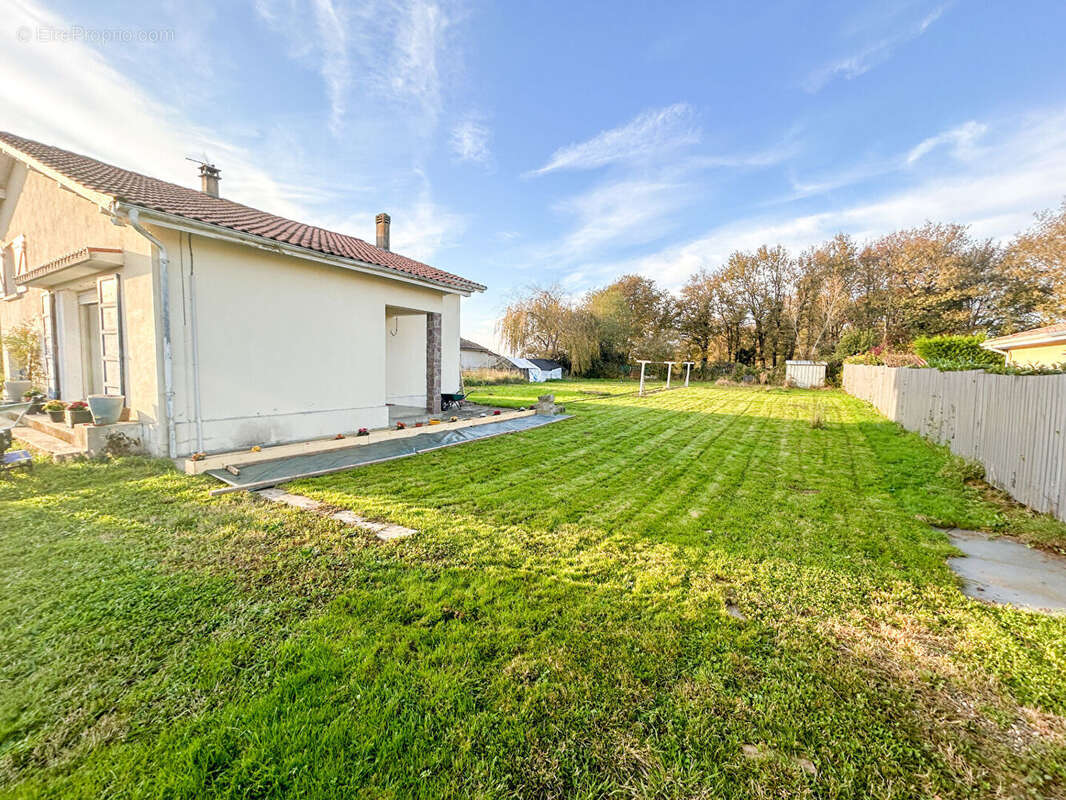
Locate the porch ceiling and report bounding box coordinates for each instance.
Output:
[15,246,123,288]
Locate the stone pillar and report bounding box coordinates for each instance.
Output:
[426,312,441,414]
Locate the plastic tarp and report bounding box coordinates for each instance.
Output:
[206,413,571,493]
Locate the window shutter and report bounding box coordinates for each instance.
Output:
[41,292,59,398]
[97,274,125,396]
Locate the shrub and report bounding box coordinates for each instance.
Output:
[730,364,758,383]
[912,334,1003,369]
[1,321,44,385]
[844,345,925,368]
[834,329,879,361]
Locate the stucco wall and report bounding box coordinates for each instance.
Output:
[386,312,427,406]
[441,293,460,394]
[166,231,465,455]
[460,349,502,370]
[1006,342,1066,367]
[0,166,160,451]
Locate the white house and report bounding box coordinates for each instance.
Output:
[459,338,518,372]
[0,132,484,458]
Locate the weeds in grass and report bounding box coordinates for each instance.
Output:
[809,401,826,429]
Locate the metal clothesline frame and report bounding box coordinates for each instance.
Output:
[635,361,697,395]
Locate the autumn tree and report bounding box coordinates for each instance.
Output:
[584,275,674,362]
[1005,199,1066,324]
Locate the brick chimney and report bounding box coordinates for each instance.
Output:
[199,163,221,198]
[376,212,391,251]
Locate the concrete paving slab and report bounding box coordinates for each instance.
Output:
[946,528,1066,612]
[256,488,415,542]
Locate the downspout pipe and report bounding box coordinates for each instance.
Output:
[121,207,177,459]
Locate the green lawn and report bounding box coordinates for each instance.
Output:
[2,382,1064,798]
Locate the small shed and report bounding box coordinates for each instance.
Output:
[526,358,565,382]
[785,360,827,388]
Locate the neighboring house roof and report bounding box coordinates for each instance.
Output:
[0,132,485,294]
[460,338,494,354]
[984,322,1066,351]
[527,358,564,371]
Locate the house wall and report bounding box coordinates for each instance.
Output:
[0,166,162,451]
[1006,342,1066,367]
[441,293,460,394]
[386,312,427,407]
[165,231,465,455]
[460,349,501,370]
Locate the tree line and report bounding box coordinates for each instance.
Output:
[497,200,1066,378]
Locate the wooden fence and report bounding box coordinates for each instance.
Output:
[843,364,1066,523]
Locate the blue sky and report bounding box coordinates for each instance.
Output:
[3,0,1066,349]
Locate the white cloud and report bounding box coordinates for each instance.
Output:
[781,120,988,202]
[0,0,309,219]
[311,0,350,136]
[450,118,492,163]
[527,103,698,176]
[326,167,467,264]
[255,0,456,137]
[905,120,987,164]
[556,177,688,253]
[0,0,470,268]
[804,4,948,92]
[586,107,1066,291]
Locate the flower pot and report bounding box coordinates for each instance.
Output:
[88,394,125,425]
[47,410,65,422]
[66,409,93,427]
[4,380,31,402]
[27,399,45,415]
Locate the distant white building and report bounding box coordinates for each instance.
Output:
[785,360,827,388]
[510,357,564,382]
[460,338,516,371]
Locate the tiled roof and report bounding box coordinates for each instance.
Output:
[460,337,494,353]
[985,322,1066,348]
[527,358,564,371]
[0,132,484,294]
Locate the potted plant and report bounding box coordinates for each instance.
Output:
[43,400,66,422]
[65,400,92,426]
[87,394,125,425]
[23,389,46,414]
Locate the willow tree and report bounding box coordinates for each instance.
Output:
[496,285,599,374]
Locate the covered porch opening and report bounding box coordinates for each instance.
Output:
[13,247,125,402]
[384,304,441,424]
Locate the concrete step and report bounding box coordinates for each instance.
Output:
[22,413,80,445]
[13,426,85,462]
